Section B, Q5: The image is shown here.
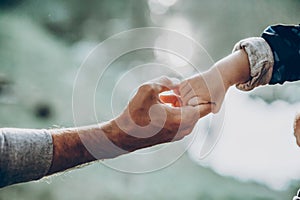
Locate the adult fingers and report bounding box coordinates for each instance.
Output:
[148,76,180,93]
[173,127,194,141]
[171,105,204,132]
[162,104,198,126]
[159,104,211,140]
[136,76,180,102]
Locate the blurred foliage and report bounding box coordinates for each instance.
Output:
[0,0,300,199]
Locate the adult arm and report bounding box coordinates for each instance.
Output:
[0,77,206,188]
[48,77,209,174]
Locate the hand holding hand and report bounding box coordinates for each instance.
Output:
[178,69,229,114]
[160,69,229,116]
[163,50,251,116]
[111,76,208,152]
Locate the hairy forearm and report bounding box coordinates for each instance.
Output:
[47,120,124,175]
[47,118,176,175]
[47,77,198,176]
[0,77,197,188]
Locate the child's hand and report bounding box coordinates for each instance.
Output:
[161,49,251,117]
[159,91,212,119]
[159,83,213,119]
[178,69,230,114]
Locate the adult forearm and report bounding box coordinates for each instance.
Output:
[47,120,125,175]
[0,77,198,187]
[47,117,177,175]
[47,126,95,175]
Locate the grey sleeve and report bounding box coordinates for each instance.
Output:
[0,128,53,188]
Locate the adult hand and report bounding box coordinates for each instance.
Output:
[49,76,210,175]
[110,76,211,152]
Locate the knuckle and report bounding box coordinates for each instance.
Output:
[138,84,154,93]
[160,75,169,81]
[159,76,172,87]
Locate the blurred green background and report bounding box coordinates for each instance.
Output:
[0,0,300,199]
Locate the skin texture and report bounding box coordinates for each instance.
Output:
[47,76,211,175]
[162,49,300,147]
[294,113,300,147]
[161,49,251,114]
[47,49,300,175]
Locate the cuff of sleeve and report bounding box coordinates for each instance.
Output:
[232,37,274,91]
[0,128,53,187]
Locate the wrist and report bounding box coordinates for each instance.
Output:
[111,114,170,152]
[204,67,231,92]
[214,50,251,88]
[107,117,142,152]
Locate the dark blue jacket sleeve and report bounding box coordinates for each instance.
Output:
[261,24,300,84]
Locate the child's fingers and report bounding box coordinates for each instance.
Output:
[193,103,213,119]
[179,82,193,97]
[187,97,210,106]
[159,94,182,107]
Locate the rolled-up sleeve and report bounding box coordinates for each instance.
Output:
[232,37,274,91]
[0,128,53,188]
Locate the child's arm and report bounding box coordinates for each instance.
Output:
[178,24,300,114]
[175,24,300,146]
[160,37,271,115]
[177,49,251,114]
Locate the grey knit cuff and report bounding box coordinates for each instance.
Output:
[0,128,53,188]
[233,37,274,91]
